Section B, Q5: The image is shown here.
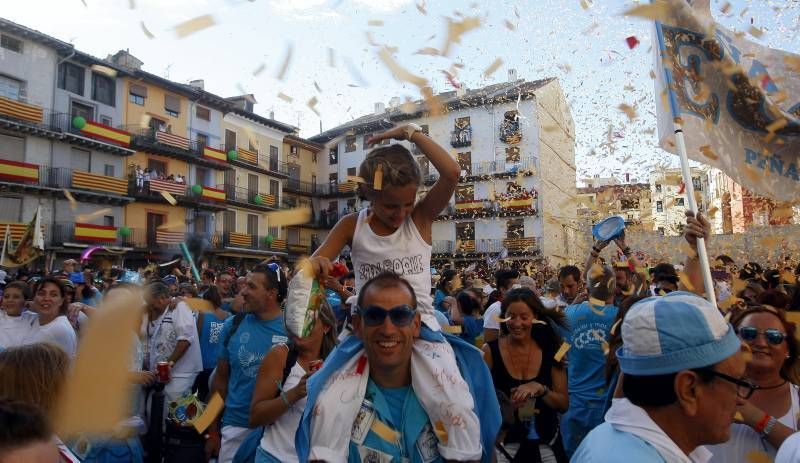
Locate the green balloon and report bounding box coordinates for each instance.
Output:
[118,226,131,238]
[72,116,87,130]
[227,150,238,161]
[191,184,203,195]
[253,195,263,205]
[265,235,274,245]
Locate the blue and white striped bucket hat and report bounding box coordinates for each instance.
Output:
[617,291,741,375]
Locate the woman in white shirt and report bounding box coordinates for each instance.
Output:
[0,281,39,349]
[250,303,338,462]
[32,278,77,358]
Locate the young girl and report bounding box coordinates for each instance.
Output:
[307,123,490,461]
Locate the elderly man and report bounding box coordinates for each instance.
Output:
[297,272,500,462]
[572,292,747,462]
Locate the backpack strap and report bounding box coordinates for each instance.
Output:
[282,345,299,386]
[223,313,246,349]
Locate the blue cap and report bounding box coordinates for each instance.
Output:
[162,275,178,286]
[69,272,85,284]
[617,291,741,376]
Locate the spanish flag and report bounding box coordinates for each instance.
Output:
[0,159,39,183]
[201,186,226,202]
[74,223,117,242]
[80,121,131,147]
[203,146,227,163]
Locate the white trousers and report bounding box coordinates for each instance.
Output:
[219,425,250,463]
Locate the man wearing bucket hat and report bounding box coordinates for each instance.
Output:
[572,292,748,462]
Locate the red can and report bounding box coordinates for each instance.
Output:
[156,361,171,383]
[309,360,323,373]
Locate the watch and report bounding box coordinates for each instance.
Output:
[404,123,423,141]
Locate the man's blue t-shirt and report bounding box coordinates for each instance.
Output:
[217,313,287,427]
[563,301,618,402]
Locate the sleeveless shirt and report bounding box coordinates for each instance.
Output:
[259,362,307,462]
[351,208,438,330]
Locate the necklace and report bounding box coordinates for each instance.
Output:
[757,379,788,390]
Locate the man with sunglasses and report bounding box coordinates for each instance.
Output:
[298,272,498,462]
[207,263,288,462]
[573,291,748,462]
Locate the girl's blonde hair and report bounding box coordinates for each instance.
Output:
[0,343,69,417]
[357,145,421,200]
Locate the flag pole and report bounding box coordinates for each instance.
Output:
[673,122,717,305]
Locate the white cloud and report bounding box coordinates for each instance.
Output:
[351,0,413,12]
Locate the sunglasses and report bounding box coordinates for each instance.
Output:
[738,326,787,345]
[360,304,416,327]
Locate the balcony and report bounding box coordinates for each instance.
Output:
[287,237,313,255]
[450,127,472,148]
[226,146,291,178]
[221,185,279,210]
[0,160,132,205]
[431,237,538,257]
[306,210,339,229]
[436,193,538,220]
[284,178,332,196]
[499,124,522,145]
[0,99,134,155]
[124,127,230,170]
[46,222,148,248]
[212,231,289,255]
[422,157,537,185]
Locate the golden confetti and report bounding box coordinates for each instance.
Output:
[275,43,294,81]
[745,451,771,463]
[747,26,764,39]
[160,190,178,205]
[183,297,215,313]
[265,207,312,227]
[580,0,593,10]
[90,64,117,77]
[193,392,224,434]
[441,16,481,56]
[373,164,384,190]
[378,48,427,87]
[493,314,512,323]
[368,19,384,26]
[140,21,155,39]
[53,291,143,438]
[734,411,744,422]
[252,63,266,76]
[623,1,670,21]
[277,92,293,103]
[63,189,77,210]
[76,208,112,222]
[482,58,503,78]
[416,0,427,15]
[504,20,516,31]
[720,2,731,15]
[414,47,440,56]
[307,96,320,116]
[766,118,788,133]
[618,103,637,121]
[314,81,322,93]
[346,175,366,184]
[174,14,216,39]
[554,342,571,362]
[609,319,621,336]
[699,145,719,160]
[442,325,462,334]
[157,218,185,230]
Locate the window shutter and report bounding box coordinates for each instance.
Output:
[164,94,181,113]
[130,84,148,98]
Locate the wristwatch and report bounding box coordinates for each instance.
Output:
[404,123,423,141]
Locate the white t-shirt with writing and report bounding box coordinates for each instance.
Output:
[0,310,40,350]
[140,301,202,377]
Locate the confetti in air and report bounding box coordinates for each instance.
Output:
[174,15,217,39]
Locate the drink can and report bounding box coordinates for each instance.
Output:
[309,359,323,373]
[156,361,171,383]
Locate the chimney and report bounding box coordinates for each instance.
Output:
[508,68,518,82]
[189,79,204,90]
[269,110,275,119]
[374,102,386,115]
[226,94,257,112]
[107,49,143,71]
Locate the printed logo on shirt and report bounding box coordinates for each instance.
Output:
[572,324,609,350]
[209,321,225,344]
[357,444,393,463]
[237,344,266,378]
[358,255,425,281]
[416,424,440,463]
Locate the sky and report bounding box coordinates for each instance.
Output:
[3,0,798,184]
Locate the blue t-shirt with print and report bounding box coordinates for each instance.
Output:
[217,313,287,427]
[199,311,230,370]
[563,301,618,402]
[348,380,442,463]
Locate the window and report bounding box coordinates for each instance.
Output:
[345,135,357,152]
[249,139,257,153]
[505,146,521,163]
[289,145,298,156]
[655,184,662,193]
[0,34,23,53]
[287,227,300,245]
[456,222,475,241]
[346,167,357,177]
[0,197,23,221]
[0,75,22,101]
[224,129,236,152]
[58,62,84,96]
[692,176,703,191]
[100,116,112,126]
[0,134,24,162]
[223,210,235,233]
[456,185,474,202]
[104,164,115,177]
[164,94,180,117]
[149,117,167,133]
[103,216,115,227]
[269,179,279,196]
[455,116,470,129]
[196,133,208,148]
[91,72,115,106]
[247,214,259,236]
[311,174,317,186]
[676,197,685,207]
[196,167,209,187]
[193,214,208,234]
[71,101,94,122]
[362,134,372,149]
[506,218,524,239]
[656,201,663,212]
[270,145,279,159]
[268,226,279,238]
[329,173,338,187]
[129,84,146,105]
[329,147,338,165]
[312,152,317,163]
[195,105,210,121]
[147,159,167,176]
[620,198,639,210]
[457,151,471,175]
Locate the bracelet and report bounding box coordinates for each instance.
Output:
[754,413,771,434]
[280,391,292,408]
[536,385,550,398]
[761,416,778,439]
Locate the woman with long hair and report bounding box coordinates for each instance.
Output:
[433,269,460,313]
[707,305,800,462]
[250,303,338,462]
[482,288,569,463]
[31,278,77,358]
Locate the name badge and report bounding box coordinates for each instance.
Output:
[272,335,288,344]
[416,424,440,463]
[357,444,393,463]
[351,399,376,445]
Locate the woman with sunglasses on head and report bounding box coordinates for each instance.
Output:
[707,305,800,462]
[482,287,569,462]
[250,303,338,462]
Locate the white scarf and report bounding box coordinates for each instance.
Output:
[605,398,713,463]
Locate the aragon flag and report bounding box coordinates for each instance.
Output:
[652,0,800,201]
[0,207,45,267]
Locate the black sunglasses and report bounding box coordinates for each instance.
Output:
[738,326,787,345]
[360,304,416,327]
[695,369,758,399]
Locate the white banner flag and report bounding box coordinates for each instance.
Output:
[653,0,800,201]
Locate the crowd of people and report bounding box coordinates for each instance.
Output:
[132,165,186,191]
[1,124,800,463]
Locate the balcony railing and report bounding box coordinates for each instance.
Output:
[220,185,278,208]
[216,231,288,252]
[0,160,130,197]
[423,157,537,184]
[284,178,333,195]
[451,127,472,148]
[499,125,522,144]
[46,223,149,248]
[432,237,538,255]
